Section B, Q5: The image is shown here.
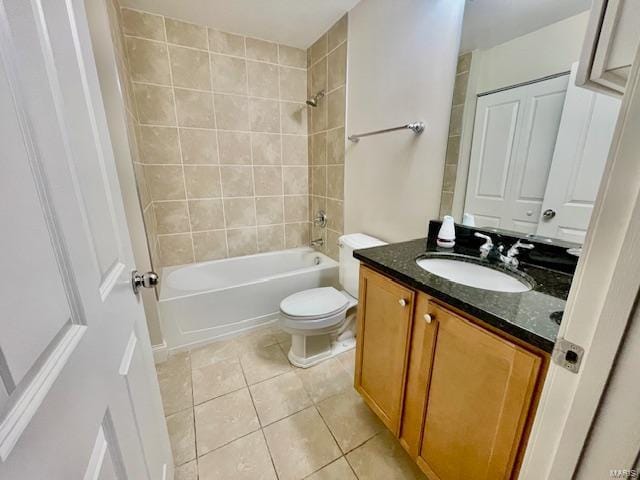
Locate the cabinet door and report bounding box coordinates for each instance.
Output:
[355,266,415,433]
[418,304,542,480]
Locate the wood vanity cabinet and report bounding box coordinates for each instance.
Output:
[355,265,548,480]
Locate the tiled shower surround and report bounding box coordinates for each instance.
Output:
[108,6,347,267]
[308,16,347,260]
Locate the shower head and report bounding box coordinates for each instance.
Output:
[306,90,325,107]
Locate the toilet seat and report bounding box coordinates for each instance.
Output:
[279,287,355,332]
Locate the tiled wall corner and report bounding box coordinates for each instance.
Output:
[439,52,471,219]
[117,8,310,267]
[307,14,347,261]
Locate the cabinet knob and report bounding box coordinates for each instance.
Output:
[398,298,408,307]
[423,313,433,324]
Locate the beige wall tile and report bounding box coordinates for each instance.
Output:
[445,135,461,166]
[133,83,175,125]
[452,71,469,105]
[278,45,306,68]
[328,14,348,51]
[144,165,185,200]
[188,199,224,230]
[249,98,280,133]
[224,198,256,227]
[279,67,307,102]
[256,197,283,225]
[209,29,245,56]
[281,102,307,134]
[283,166,308,195]
[442,164,457,192]
[247,61,279,99]
[310,57,327,96]
[174,88,215,128]
[251,133,281,165]
[310,99,327,133]
[449,104,463,136]
[226,228,258,256]
[218,131,251,165]
[311,195,327,219]
[158,233,194,266]
[282,135,308,165]
[121,9,164,41]
[214,94,250,130]
[327,87,345,129]
[164,18,207,49]
[311,132,327,165]
[134,163,151,208]
[198,431,276,480]
[220,166,254,197]
[179,129,218,164]
[327,43,346,90]
[326,128,345,164]
[138,126,180,164]
[325,198,343,232]
[184,165,222,198]
[284,195,308,223]
[246,38,278,63]
[457,52,472,74]
[257,225,284,252]
[310,34,328,64]
[210,54,247,95]
[193,230,227,261]
[253,166,283,196]
[311,166,326,196]
[155,201,190,234]
[126,37,170,85]
[327,165,344,200]
[285,222,310,248]
[169,46,211,90]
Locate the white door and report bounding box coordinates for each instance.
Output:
[465,75,568,233]
[536,65,621,242]
[0,0,171,479]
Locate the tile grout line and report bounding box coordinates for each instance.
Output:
[244,35,260,255]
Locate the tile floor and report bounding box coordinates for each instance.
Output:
[157,326,426,480]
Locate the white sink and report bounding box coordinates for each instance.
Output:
[416,257,532,293]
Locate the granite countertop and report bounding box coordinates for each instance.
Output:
[354,238,573,353]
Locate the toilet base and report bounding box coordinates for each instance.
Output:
[287,333,355,368]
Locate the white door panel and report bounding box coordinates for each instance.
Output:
[465,75,568,233]
[0,0,170,477]
[537,65,621,242]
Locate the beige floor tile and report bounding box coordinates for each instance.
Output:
[157,352,193,416]
[191,338,244,369]
[192,357,246,405]
[317,389,384,453]
[240,343,291,385]
[236,328,279,351]
[175,460,197,480]
[346,431,426,480]
[266,324,291,344]
[166,408,196,466]
[263,407,341,480]
[306,457,357,480]
[249,371,313,426]
[195,388,260,455]
[295,358,352,403]
[198,431,277,480]
[335,349,356,377]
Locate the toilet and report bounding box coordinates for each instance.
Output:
[279,233,386,368]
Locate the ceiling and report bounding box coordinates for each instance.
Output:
[119,0,361,49]
[461,0,591,52]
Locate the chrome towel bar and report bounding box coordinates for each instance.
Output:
[348,121,425,142]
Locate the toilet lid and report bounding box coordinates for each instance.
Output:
[280,287,349,318]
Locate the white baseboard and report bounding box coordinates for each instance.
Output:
[152,341,168,364]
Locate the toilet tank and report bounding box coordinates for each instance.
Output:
[339,233,387,298]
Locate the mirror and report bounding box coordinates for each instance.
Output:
[441,1,621,244]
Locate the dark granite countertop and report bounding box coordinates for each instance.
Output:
[354,238,573,353]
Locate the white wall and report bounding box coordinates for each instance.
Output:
[345,0,464,242]
[474,12,590,94]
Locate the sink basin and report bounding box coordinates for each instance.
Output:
[415,255,533,293]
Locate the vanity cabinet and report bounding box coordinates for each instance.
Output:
[355,265,547,480]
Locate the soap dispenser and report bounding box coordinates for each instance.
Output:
[437,215,456,248]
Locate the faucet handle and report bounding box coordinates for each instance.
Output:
[507,240,534,258]
[474,232,494,259]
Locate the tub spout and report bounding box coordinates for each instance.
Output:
[311,237,324,248]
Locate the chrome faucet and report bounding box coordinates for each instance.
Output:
[474,232,534,268]
[311,237,324,248]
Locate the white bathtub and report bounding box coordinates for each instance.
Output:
[159,248,339,349]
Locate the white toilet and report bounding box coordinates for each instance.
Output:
[279,233,386,368]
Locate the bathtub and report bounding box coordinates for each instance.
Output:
[159,247,339,349]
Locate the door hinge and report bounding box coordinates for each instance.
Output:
[552,337,585,374]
